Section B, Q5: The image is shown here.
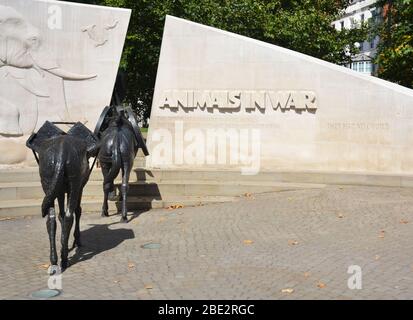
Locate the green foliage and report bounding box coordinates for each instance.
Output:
[375,0,413,88]
[263,2,368,65]
[67,0,368,124]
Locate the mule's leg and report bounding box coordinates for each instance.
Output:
[46,206,58,271]
[60,188,79,270]
[120,162,132,223]
[101,164,111,217]
[58,194,65,224]
[60,209,74,270]
[102,182,111,217]
[73,193,82,248]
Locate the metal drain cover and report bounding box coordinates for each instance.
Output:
[141,242,161,249]
[31,289,60,299]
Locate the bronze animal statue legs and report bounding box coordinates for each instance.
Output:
[60,182,81,270]
[120,160,133,223]
[101,161,119,217]
[73,195,82,249]
[46,207,58,271]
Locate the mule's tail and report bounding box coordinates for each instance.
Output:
[41,155,65,218]
[105,135,122,186]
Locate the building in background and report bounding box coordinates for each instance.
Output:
[333,0,381,75]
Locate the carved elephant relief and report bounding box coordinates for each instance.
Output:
[0,4,97,164]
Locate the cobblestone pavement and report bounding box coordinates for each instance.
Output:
[1,185,413,300]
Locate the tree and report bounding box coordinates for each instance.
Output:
[67,0,368,124]
[375,0,413,89]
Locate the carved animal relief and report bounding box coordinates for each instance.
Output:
[81,17,119,47]
[0,5,97,136]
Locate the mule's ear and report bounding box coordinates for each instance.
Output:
[67,122,99,157]
[26,121,65,152]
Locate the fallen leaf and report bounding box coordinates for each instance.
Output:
[167,204,184,210]
[38,263,50,270]
[378,230,385,238]
[337,213,344,219]
[128,262,135,269]
[288,240,299,246]
[243,193,255,200]
[0,217,14,222]
[144,284,153,290]
[400,219,409,224]
[304,272,310,278]
[243,240,254,245]
[281,288,294,294]
[375,255,381,261]
[317,281,326,289]
[157,217,166,223]
[113,280,120,284]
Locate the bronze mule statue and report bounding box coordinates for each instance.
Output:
[95,105,149,222]
[27,121,99,271]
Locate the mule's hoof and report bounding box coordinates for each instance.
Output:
[101,211,109,217]
[72,240,82,249]
[108,191,117,201]
[120,216,128,223]
[48,264,59,275]
[60,260,68,271]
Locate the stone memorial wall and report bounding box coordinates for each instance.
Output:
[146,15,413,175]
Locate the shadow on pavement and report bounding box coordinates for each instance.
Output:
[68,223,135,268]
